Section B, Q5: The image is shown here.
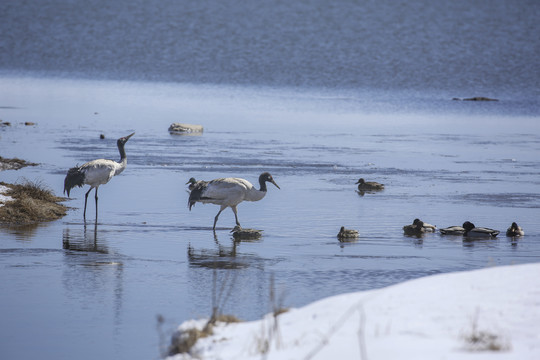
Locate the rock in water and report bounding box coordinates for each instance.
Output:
[168,123,204,134]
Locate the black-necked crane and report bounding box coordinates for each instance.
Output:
[188,172,280,230]
[63,132,134,220]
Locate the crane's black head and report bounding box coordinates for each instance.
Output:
[116,132,134,159]
[117,132,135,147]
[355,178,365,184]
[186,177,197,185]
[259,172,280,190]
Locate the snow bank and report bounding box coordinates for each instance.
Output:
[0,184,14,207]
[168,263,540,360]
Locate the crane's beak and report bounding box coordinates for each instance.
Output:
[271,179,280,189]
[125,132,135,140]
[355,180,360,184]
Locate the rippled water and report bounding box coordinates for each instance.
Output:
[1,0,539,358]
[1,77,539,359]
[2,0,540,101]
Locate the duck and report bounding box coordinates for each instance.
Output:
[186,177,205,191]
[462,221,500,238]
[403,218,426,236]
[439,225,465,235]
[506,222,524,237]
[231,225,263,240]
[420,220,437,232]
[403,218,436,234]
[355,178,384,191]
[337,226,359,240]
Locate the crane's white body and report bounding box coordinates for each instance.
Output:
[200,177,267,206]
[81,158,127,187]
[188,172,279,230]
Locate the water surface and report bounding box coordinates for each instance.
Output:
[1,0,539,358]
[1,78,539,360]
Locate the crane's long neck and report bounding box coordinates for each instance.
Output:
[241,177,268,202]
[258,178,268,192]
[115,142,128,175]
[118,142,127,161]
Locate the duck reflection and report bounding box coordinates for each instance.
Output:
[187,231,263,269]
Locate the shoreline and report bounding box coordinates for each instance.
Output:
[168,263,540,359]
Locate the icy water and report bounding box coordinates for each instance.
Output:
[1,77,540,360]
[1,0,540,359]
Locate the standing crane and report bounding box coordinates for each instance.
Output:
[64,132,135,220]
[188,172,280,230]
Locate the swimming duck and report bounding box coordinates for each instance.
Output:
[404,218,436,234]
[462,221,500,238]
[420,220,437,232]
[403,219,426,236]
[337,226,359,240]
[231,225,263,240]
[439,225,465,235]
[355,178,384,191]
[506,222,524,237]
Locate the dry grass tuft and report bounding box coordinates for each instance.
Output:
[167,314,241,356]
[0,180,67,224]
[168,327,213,355]
[462,311,511,352]
[167,269,243,357]
[463,330,508,351]
[213,314,242,324]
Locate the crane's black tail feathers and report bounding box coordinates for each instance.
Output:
[64,166,86,197]
[188,181,207,210]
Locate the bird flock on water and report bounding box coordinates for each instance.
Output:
[63,133,525,240]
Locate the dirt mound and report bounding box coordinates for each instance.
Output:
[0,180,67,224]
[0,156,38,171]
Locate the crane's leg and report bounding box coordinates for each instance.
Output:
[84,187,93,220]
[213,205,227,230]
[231,205,241,227]
[94,187,99,220]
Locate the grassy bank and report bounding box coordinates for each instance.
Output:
[0,180,67,224]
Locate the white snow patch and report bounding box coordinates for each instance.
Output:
[0,184,14,207]
[168,263,540,360]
